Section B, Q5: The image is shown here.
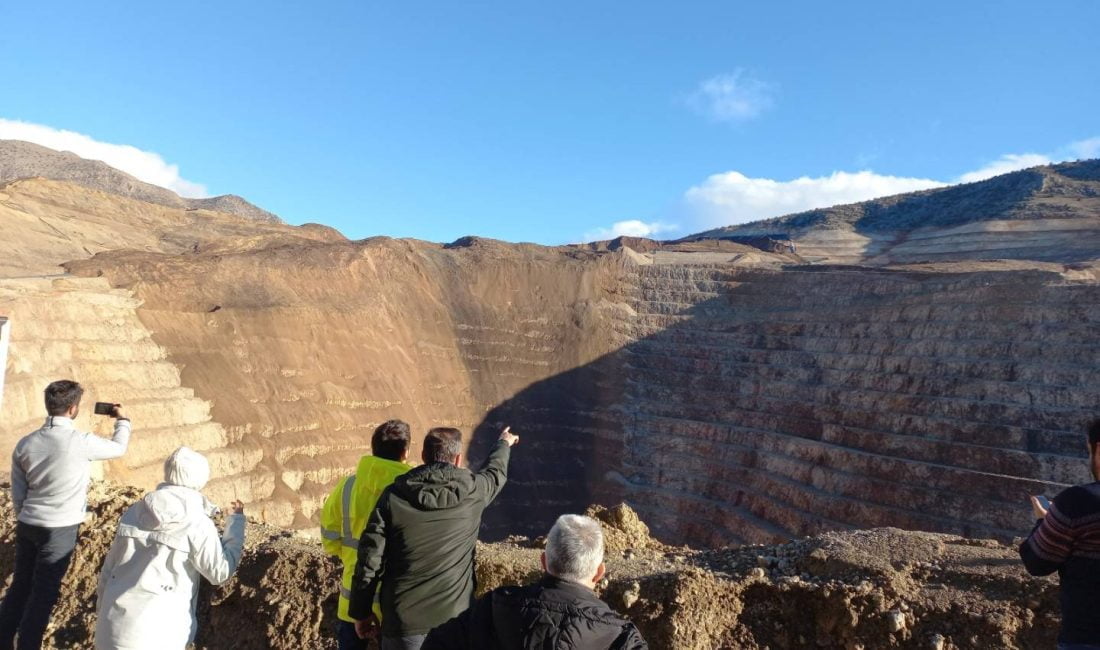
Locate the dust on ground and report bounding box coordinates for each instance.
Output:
[1,482,1059,650]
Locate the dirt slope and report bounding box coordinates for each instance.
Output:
[0,482,1059,650]
[0,140,281,223]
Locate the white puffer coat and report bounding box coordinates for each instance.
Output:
[95,449,244,650]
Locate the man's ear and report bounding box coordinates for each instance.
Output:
[454,453,463,467]
[591,561,606,586]
[540,552,548,573]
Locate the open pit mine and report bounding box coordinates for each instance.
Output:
[1,141,1098,648]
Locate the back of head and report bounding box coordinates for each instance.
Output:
[44,379,83,416]
[1089,419,1100,449]
[164,446,211,491]
[372,419,411,461]
[545,514,605,584]
[422,427,463,465]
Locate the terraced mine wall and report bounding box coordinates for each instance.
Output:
[53,238,1098,547]
[502,263,1098,546]
[0,276,234,503]
[63,238,630,528]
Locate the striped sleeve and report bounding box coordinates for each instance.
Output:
[1021,494,1078,576]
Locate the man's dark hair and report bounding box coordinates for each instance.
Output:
[371,419,411,461]
[45,380,84,416]
[1089,419,1100,448]
[423,427,463,464]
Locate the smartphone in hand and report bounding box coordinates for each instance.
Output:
[94,402,117,416]
[1036,495,1051,510]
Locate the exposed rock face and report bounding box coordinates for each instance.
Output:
[59,237,632,528]
[0,177,340,277]
[685,160,1100,264]
[0,482,1061,650]
[0,160,1098,549]
[0,276,238,504]
[0,140,282,223]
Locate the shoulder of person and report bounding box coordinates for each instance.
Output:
[1053,484,1100,517]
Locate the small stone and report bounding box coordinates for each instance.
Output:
[887,609,907,633]
[750,567,767,579]
[929,633,946,650]
[621,581,641,609]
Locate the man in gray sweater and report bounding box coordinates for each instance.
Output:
[0,380,132,650]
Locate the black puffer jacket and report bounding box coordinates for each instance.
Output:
[421,575,648,650]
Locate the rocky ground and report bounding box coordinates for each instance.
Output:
[0,482,1060,650]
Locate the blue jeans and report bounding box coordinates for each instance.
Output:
[0,522,80,650]
[382,635,426,650]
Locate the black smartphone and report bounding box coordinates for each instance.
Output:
[94,402,117,416]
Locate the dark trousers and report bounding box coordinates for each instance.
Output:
[0,522,80,650]
[337,620,369,650]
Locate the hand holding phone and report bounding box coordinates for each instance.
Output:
[94,402,124,419]
[1030,495,1051,519]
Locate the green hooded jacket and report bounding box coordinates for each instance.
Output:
[348,441,511,637]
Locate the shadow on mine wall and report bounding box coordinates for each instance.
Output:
[466,265,1097,547]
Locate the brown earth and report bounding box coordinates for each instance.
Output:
[0,140,282,223]
[0,481,1060,650]
[1,171,1098,549]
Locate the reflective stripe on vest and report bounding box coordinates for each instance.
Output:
[342,475,358,549]
[339,586,382,604]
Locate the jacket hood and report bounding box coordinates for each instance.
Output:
[163,446,210,491]
[392,462,475,510]
[134,486,198,532]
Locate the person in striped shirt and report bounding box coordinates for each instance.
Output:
[1021,418,1100,650]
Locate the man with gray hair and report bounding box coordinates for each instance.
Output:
[420,514,648,650]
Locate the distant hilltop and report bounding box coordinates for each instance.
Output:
[679,159,1100,264]
[0,139,282,223]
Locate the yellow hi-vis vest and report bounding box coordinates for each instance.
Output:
[320,455,409,622]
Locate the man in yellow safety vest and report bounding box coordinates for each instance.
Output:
[321,419,412,650]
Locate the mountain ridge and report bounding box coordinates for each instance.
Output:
[0,139,282,223]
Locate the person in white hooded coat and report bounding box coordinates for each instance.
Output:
[94,447,245,650]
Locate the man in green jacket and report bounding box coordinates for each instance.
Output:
[349,425,519,650]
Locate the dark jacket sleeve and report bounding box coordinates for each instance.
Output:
[473,441,511,505]
[611,623,649,650]
[1020,488,1078,576]
[348,488,391,619]
[421,591,495,650]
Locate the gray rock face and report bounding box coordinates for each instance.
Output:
[0,139,281,223]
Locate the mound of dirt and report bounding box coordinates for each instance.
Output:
[586,503,660,552]
[0,484,1059,649]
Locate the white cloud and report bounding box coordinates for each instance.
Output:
[956,153,1050,184]
[674,136,1100,233]
[681,170,945,229]
[0,118,208,197]
[582,219,676,243]
[1067,137,1100,159]
[685,70,774,122]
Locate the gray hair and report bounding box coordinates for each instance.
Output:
[545,514,605,583]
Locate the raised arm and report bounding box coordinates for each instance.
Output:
[348,489,390,621]
[190,502,246,586]
[474,427,519,505]
[1020,491,1077,576]
[84,411,132,461]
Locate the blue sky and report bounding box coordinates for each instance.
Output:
[1,1,1097,244]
